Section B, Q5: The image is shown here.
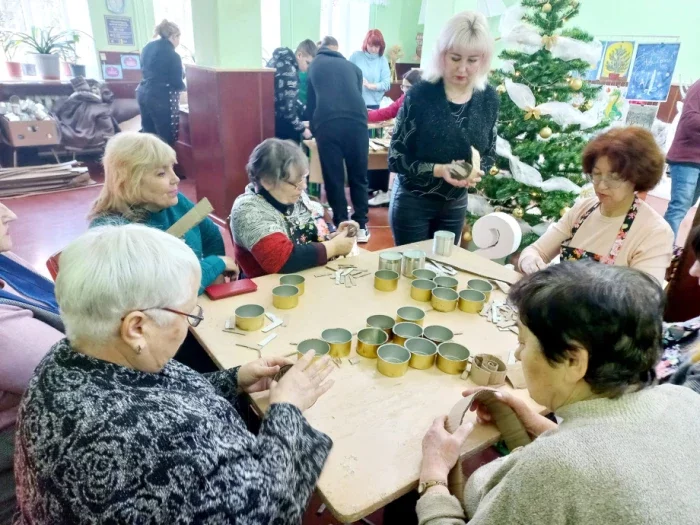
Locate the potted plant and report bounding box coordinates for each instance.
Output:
[1,30,22,79]
[60,42,86,78]
[14,27,79,80]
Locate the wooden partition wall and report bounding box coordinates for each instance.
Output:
[185,65,275,217]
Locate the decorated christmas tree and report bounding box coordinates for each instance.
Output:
[468,0,608,249]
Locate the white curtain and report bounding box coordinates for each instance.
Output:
[260,0,281,66]
[320,0,370,58]
[0,0,99,80]
[152,0,195,63]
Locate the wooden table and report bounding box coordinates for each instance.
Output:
[304,138,388,185]
[191,241,540,523]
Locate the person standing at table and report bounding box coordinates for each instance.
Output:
[306,42,371,243]
[267,40,317,142]
[388,11,498,246]
[349,29,391,112]
[136,20,185,147]
[663,79,700,239]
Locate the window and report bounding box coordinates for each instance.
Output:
[0,0,98,79]
[260,0,281,66]
[152,0,195,64]
[320,0,370,58]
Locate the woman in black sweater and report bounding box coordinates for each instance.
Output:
[136,20,186,146]
[388,11,499,246]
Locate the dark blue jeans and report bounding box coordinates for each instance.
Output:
[664,163,700,239]
[389,178,468,246]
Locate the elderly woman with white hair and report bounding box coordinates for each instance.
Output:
[90,131,238,293]
[14,224,335,523]
[388,11,498,245]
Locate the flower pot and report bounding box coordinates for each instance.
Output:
[69,64,86,78]
[61,61,71,77]
[5,61,22,79]
[33,54,61,80]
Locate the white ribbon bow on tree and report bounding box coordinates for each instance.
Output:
[505,79,601,130]
[499,3,603,64]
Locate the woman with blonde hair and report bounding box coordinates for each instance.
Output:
[89,132,237,294]
[137,19,185,145]
[388,11,499,245]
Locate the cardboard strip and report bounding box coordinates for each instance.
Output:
[445,390,532,496]
[469,354,507,387]
[166,198,214,238]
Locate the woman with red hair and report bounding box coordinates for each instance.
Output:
[350,29,391,109]
[519,127,673,284]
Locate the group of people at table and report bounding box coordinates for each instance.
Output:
[1,10,700,525]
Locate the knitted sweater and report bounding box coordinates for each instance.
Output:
[230,184,328,278]
[368,94,404,123]
[306,48,367,132]
[14,339,332,524]
[416,385,700,525]
[267,47,305,133]
[388,80,498,201]
[348,51,391,107]
[90,194,226,294]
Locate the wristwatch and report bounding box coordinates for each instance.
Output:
[417,479,448,495]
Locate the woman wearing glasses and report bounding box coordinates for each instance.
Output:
[89,132,238,294]
[519,127,673,284]
[230,138,356,278]
[14,224,336,524]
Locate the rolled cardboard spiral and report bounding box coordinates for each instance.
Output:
[445,390,532,496]
[469,354,507,387]
[471,212,522,260]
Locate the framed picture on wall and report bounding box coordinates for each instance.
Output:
[106,0,126,14]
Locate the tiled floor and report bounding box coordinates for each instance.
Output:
[5,166,695,525]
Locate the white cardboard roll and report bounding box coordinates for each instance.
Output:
[472,212,522,260]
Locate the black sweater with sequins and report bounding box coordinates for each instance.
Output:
[389,79,499,200]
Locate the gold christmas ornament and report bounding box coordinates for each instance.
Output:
[542,2,552,13]
[570,0,579,7]
[462,231,473,243]
[531,191,539,197]
[570,78,583,91]
[496,83,506,94]
[513,207,524,219]
[489,166,500,176]
[585,100,594,110]
[539,126,553,139]
[560,206,571,217]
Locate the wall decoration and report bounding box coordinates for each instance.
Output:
[602,85,628,122]
[120,54,141,70]
[627,43,680,102]
[105,15,134,46]
[583,40,606,80]
[625,103,658,129]
[106,0,126,14]
[600,41,634,81]
[102,64,124,80]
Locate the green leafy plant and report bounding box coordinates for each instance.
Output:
[0,30,21,61]
[14,27,78,55]
[605,47,631,75]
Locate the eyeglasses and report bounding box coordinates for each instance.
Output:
[586,172,625,189]
[137,304,204,327]
[284,171,309,191]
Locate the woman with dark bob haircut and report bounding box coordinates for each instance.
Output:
[417,261,700,524]
[519,126,673,284]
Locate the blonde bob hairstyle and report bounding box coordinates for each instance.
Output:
[423,11,494,91]
[89,132,177,222]
[154,19,180,39]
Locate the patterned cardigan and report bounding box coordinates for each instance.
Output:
[14,339,332,524]
[230,184,329,278]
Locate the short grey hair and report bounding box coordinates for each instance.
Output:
[424,10,494,91]
[246,138,308,186]
[56,224,201,343]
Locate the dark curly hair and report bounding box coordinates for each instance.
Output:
[582,127,664,192]
[508,261,664,397]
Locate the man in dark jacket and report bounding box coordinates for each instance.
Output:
[664,80,700,239]
[306,44,371,242]
[267,40,316,142]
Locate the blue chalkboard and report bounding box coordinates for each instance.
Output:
[105,15,134,46]
[627,43,680,102]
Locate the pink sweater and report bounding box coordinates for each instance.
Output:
[0,256,63,430]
